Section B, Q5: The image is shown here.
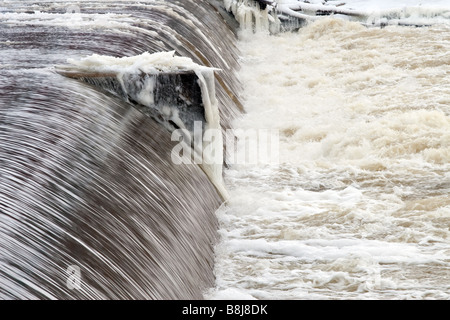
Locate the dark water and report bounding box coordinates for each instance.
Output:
[0,0,241,299]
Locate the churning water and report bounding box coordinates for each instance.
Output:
[207,13,450,299]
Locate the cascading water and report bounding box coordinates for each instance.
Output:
[0,0,242,299]
[209,0,450,300]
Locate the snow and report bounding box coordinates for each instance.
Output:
[225,0,450,30]
[64,51,219,75]
[339,0,450,10]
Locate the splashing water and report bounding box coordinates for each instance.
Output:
[208,16,450,300]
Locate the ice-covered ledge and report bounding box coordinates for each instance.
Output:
[56,51,227,199]
[56,52,220,133]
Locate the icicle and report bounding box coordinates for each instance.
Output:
[224,0,280,33]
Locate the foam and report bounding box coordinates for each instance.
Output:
[210,17,450,300]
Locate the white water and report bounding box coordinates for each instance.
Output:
[207,6,450,300]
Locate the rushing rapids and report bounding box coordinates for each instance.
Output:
[0,0,241,299]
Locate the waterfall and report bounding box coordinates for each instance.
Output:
[0,0,241,299]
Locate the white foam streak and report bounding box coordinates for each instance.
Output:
[224,238,446,264]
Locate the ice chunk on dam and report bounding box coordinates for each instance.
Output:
[55,51,227,199]
[56,51,218,131]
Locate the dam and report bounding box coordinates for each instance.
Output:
[0,0,241,299]
[2,0,450,301]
